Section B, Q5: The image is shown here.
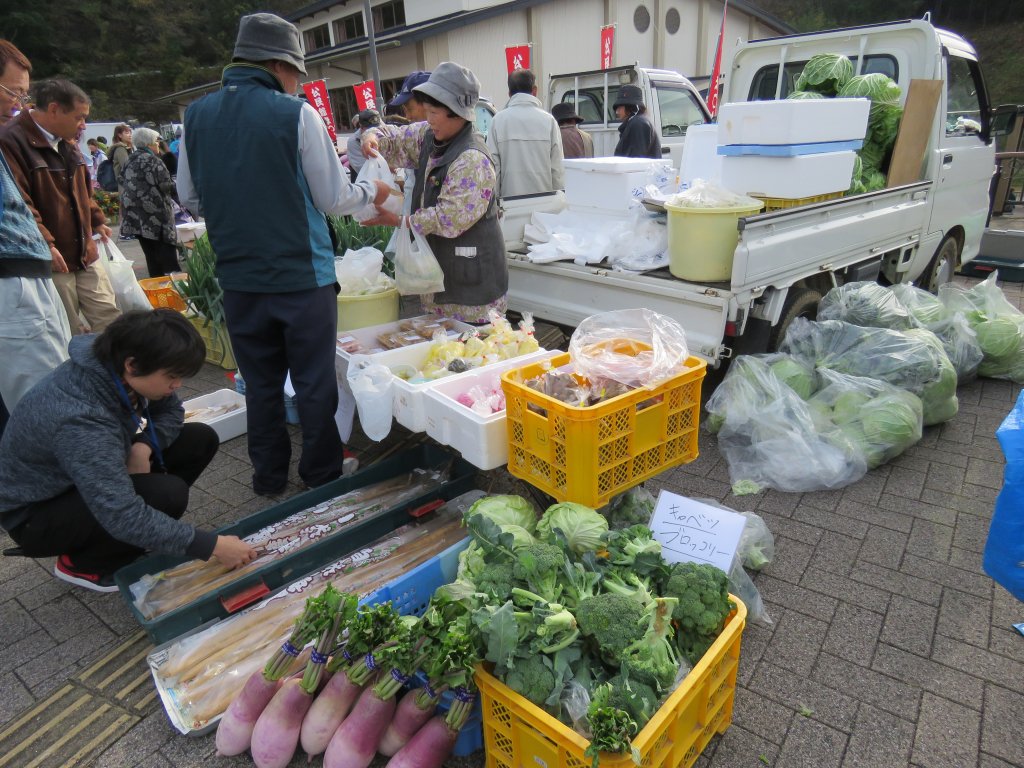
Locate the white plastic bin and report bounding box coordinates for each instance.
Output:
[424,351,560,470]
[182,389,246,442]
[717,99,870,146]
[563,157,673,211]
[679,123,722,187]
[720,151,858,199]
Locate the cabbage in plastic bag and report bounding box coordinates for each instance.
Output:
[818,281,917,330]
[940,271,1024,382]
[779,318,958,425]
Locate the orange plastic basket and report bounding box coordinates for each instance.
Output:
[139,273,188,311]
[476,597,746,768]
[500,352,706,508]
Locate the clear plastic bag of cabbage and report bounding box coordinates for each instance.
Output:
[779,318,958,425]
[818,281,918,330]
[794,54,854,96]
[809,369,923,469]
[705,353,816,436]
[705,355,867,494]
[940,271,1024,382]
[890,282,982,381]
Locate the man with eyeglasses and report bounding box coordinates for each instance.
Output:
[0,40,72,418]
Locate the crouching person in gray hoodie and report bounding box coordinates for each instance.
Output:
[0,309,257,592]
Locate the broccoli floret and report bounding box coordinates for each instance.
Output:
[603,525,665,577]
[601,571,656,606]
[511,588,580,653]
[619,597,681,692]
[560,559,601,612]
[662,562,733,666]
[476,561,516,601]
[606,672,660,726]
[512,542,566,601]
[576,593,646,659]
[504,654,557,707]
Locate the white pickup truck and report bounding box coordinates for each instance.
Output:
[508,18,1004,367]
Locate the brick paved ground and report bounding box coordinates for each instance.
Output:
[0,237,1021,767]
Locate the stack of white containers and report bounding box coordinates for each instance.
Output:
[562,157,674,216]
[716,98,871,201]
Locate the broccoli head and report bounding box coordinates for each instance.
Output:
[662,562,734,666]
[512,542,566,601]
[603,525,665,577]
[619,597,681,693]
[503,654,557,707]
[476,561,516,601]
[601,570,656,607]
[576,593,646,659]
[606,672,660,726]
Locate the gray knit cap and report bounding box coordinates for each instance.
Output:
[413,62,479,122]
[233,13,307,75]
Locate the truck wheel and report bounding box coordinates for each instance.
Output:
[923,235,960,295]
[768,287,822,351]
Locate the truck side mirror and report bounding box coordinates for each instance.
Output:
[990,104,1021,138]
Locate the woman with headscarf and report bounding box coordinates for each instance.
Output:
[119,127,179,277]
[360,62,506,324]
[612,84,662,159]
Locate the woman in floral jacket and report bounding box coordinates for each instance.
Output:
[119,127,179,277]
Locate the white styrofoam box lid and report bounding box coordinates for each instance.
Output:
[720,150,858,199]
[680,123,722,187]
[563,157,671,174]
[717,98,871,146]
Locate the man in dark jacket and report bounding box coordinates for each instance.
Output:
[612,84,662,159]
[0,310,256,591]
[177,12,389,496]
[552,102,594,159]
[0,78,121,336]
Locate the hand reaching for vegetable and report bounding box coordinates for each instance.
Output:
[213,535,258,569]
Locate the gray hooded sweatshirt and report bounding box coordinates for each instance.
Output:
[0,335,217,559]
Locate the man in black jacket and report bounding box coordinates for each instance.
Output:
[612,84,661,159]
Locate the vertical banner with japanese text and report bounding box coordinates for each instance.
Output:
[301,80,337,142]
[505,44,531,73]
[353,80,378,112]
[600,25,615,70]
[706,1,729,118]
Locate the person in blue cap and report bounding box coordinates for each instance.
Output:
[388,70,431,123]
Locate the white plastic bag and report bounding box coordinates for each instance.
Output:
[335,246,393,295]
[352,155,404,224]
[347,356,394,441]
[393,217,445,296]
[97,239,151,312]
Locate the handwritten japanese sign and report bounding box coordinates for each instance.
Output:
[354,79,378,111]
[600,25,615,70]
[649,491,746,573]
[505,44,531,73]
[301,79,338,142]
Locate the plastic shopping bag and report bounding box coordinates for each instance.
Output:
[352,155,404,224]
[393,216,445,296]
[97,239,151,312]
[347,356,394,441]
[983,390,1024,601]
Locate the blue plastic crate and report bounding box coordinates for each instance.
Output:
[364,538,483,756]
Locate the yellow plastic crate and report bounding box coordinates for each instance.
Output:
[753,191,844,211]
[476,597,747,768]
[500,352,706,508]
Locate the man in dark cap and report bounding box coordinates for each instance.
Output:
[177,13,390,496]
[552,102,594,160]
[612,84,661,159]
[387,70,431,122]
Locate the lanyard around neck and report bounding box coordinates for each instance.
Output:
[109,367,166,471]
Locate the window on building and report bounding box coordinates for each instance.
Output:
[303,24,331,53]
[333,13,365,42]
[373,1,406,33]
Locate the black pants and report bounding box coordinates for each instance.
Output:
[138,236,180,277]
[223,285,344,493]
[8,423,218,573]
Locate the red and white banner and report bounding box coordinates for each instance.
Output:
[706,2,729,118]
[505,45,531,73]
[353,80,378,112]
[600,25,615,70]
[301,80,337,142]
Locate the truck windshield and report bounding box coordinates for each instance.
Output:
[749,54,897,100]
[653,85,708,136]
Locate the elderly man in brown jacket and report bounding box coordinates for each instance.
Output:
[0,79,119,335]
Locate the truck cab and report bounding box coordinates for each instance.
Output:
[547,65,711,168]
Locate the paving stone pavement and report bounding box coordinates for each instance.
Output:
[0,256,1022,767]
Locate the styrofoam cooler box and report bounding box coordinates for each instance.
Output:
[390,347,552,433]
[721,151,858,199]
[679,123,722,187]
[335,316,476,384]
[182,389,246,442]
[717,98,870,146]
[424,351,560,470]
[563,157,673,211]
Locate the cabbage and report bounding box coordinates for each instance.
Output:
[974,316,1022,359]
[860,394,921,447]
[830,390,871,424]
[769,356,817,399]
[795,54,854,96]
[869,103,904,148]
[838,73,902,107]
[787,90,826,100]
[537,502,608,553]
[818,281,917,330]
[890,283,948,325]
[465,494,539,532]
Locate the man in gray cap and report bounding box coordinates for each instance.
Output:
[612,83,661,159]
[177,12,390,496]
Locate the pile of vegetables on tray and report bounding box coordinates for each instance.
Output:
[151,512,466,732]
[132,469,448,619]
[411,311,540,381]
[788,53,904,193]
